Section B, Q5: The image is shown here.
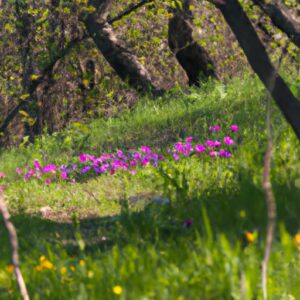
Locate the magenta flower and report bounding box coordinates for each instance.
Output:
[79,153,87,163]
[209,151,219,157]
[183,219,193,228]
[61,172,68,179]
[224,136,235,145]
[186,136,193,143]
[80,165,91,174]
[34,160,41,170]
[195,144,206,154]
[209,125,220,132]
[219,149,232,158]
[45,178,51,184]
[131,160,137,166]
[141,146,151,153]
[16,168,22,175]
[214,140,221,147]
[230,125,239,131]
[206,140,215,148]
[173,153,180,160]
[42,164,56,173]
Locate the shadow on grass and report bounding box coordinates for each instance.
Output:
[1,174,300,262]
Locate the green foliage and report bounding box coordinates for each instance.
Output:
[0,76,300,298]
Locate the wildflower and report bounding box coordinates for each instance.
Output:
[141,146,151,153]
[61,172,68,179]
[42,164,56,173]
[79,259,85,267]
[41,259,54,270]
[293,233,300,249]
[183,219,193,228]
[70,265,75,272]
[209,125,220,132]
[130,170,137,175]
[230,124,239,131]
[16,168,22,175]
[6,264,14,273]
[195,144,206,154]
[178,296,185,300]
[80,165,91,174]
[34,159,41,170]
[113,285,123,295]
[60,267,67,274]
[186,136,193,143]
[219,149,232,158]
[224,136,235,145]
[214,140,221,147]
[0,172,6,178]
[45,178,51,184]
[35,265,43,272]
[173,153,180,161]
[245,231,256,243]
[209,151,219,157]
[206,140,215,148]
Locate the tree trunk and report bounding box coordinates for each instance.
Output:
[212,0,300,140]
[252,0,300,48]
[168,0,217,86]
[84,0,162,94]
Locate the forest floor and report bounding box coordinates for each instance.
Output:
[0,74,300,299]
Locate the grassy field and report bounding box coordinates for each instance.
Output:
[1,75,300,299]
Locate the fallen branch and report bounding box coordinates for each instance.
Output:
[0,189,30,300]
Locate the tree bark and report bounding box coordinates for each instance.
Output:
[252,0,300,48]
[168,0,217,86]
[211,0,300,140]
[84,0,162,94]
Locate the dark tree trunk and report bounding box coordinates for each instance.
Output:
[252,0,300,48]
[212,0,300,140]
[168,0,217,86]
[84,0,162,94]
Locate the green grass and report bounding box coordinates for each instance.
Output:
[1,74,300,299]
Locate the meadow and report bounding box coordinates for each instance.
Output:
[1,75,300,299]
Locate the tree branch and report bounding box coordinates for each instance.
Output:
[0,35,87,137]
[0,189,30,300]
[108,0,153,25]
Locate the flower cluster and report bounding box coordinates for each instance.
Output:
[15,124,239,184]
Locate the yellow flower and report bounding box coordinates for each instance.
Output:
[60,267,67,274]
[70,265,75,272]
[41,259,54,270]
[79,259,85,267]
[35,265,43,272]
[6,264,14,273]
[113,285,123,295]
[245,231,256,243]
[39,256,46,262]
[294,233,300,248]
[178,296,185,300]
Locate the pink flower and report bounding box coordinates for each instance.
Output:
[45,178,51,184]
[209,151,219,157]
[141,146,151,153]
[173,153,180,160]
[230,125,239,131]
[219,149,232,158]
[16,168,22,175]
[206,140,215,148]
[186,136,193,143]
[34,160,41,170]
[195,144,206,154]
[131,160,137,166]
[130,170,137,175]
[209,125,220,132]
[214,140,221,147]
[0,172,6,178]
[60,172,68,179]
[224,136,235,145]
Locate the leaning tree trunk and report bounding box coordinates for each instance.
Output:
[168,0,217,86]
[252,0,300,48]
[211,0,300,140]
[84,0,162,94]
